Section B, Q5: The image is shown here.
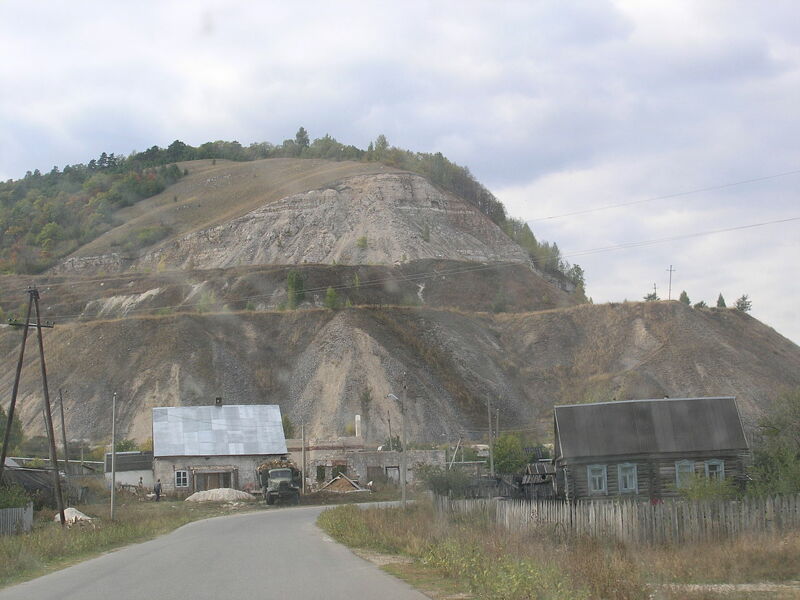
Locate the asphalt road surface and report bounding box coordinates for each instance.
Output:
[0,505,430,600]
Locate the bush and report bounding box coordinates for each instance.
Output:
[416,466,471,497]
[677,474,739,501]
[0,484,30,509]
[356,236,368,249]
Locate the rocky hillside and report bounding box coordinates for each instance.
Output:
[1,157,798,446]
[0,301,797,444]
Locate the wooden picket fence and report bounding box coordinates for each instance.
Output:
[435,494,800,545]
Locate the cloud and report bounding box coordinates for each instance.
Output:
[0,0,798,343]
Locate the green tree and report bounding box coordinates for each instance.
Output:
[493,433,528,474]
[115,438,138,452]
[716,293,726,308]
[0,403,24,452]
[282,414,295,438]
[678,290,690,305]
[749,388,800,496]
[295,127,310,150]
[693,300,708,308]
[643,290,659,301]
[324,286,339,309]
[734,294,752,312]
[286,270,305,309]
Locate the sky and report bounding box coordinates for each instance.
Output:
[1,1,798,342]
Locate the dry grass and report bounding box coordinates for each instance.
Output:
[318,500,800,600]
[0,499,253,588]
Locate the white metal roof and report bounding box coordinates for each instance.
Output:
[152,405,287,458]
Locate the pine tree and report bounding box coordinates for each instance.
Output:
[734,294,752,312]
[295,127,310,150]
[324,286,339,310]
[717,293,726,308]
[679,291,690,305]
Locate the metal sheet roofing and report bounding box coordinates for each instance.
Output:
[554,397,748,460]
[152,405,287,458]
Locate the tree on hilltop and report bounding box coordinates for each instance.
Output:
[734,294,752,312]
[295,127,310,150]
[717,293,727,308]
[679,291,690,305]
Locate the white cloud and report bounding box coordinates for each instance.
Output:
[0,0,798,343]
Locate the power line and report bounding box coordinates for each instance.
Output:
[529,168,800,222]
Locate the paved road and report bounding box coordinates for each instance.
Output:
[0,505,429,600]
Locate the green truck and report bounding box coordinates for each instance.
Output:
[257,459,301,505]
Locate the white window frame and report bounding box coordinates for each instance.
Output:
[587,464,607,495]
[617,463,638,494]
[704,459,725,480]
[675,460,695,488]
[175,470,189,488]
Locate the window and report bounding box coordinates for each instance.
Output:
[587,464,607,494]
[175,470,189,488]
[675,460,695,488]
[617,463,638,493]
[705,459,724,480]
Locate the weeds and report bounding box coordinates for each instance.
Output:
[318,499,799,600]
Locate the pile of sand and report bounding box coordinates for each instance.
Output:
[54,508,92,523]
[185,488,256,503]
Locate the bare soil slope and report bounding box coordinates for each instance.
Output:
[2,301,797,444]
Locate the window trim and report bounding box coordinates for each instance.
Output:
[175,470,189,488]
[675,460,695,488]
[704,459,725,480]
[587,464,607,495]
[617,462,638,494]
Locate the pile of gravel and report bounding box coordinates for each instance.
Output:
[184,488,256,503]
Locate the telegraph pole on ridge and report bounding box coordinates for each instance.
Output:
[666,265,676,300]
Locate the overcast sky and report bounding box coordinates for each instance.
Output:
[1,1,798,342]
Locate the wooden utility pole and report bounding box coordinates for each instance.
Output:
[110,392,117,521]
[666,265,676,300]
[487,398,495,477]
[31,288,65,526]
[58,389,70,475]
[0,292,33,485]
[400,374,407,509]
[300,421,306,495]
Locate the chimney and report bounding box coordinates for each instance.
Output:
[215,397,223,407]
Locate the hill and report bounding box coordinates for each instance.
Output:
[0,300,797,444]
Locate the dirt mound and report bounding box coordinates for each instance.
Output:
[185,488,255,503]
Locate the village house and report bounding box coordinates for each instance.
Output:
[552,396,750,501]
[152,403,286,496]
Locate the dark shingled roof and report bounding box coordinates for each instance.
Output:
[104,451,154,473]
[554,397,748,460]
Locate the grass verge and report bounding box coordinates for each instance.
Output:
[317,500,800,600]
[0,500,256,588]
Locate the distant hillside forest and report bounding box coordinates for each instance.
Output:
[0,129,585,295]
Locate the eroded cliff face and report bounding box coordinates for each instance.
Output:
[135,173,530,270]
[2,301,798,444]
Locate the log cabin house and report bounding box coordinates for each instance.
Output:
[552,396,750,501]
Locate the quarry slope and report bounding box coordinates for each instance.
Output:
[53,159,531,275]
[1,301,797,444]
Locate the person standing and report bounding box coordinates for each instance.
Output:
[154,479,162,501]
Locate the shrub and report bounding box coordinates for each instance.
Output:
[416,466,471,497]
[356,235,368,249]
[0,484,30,509]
